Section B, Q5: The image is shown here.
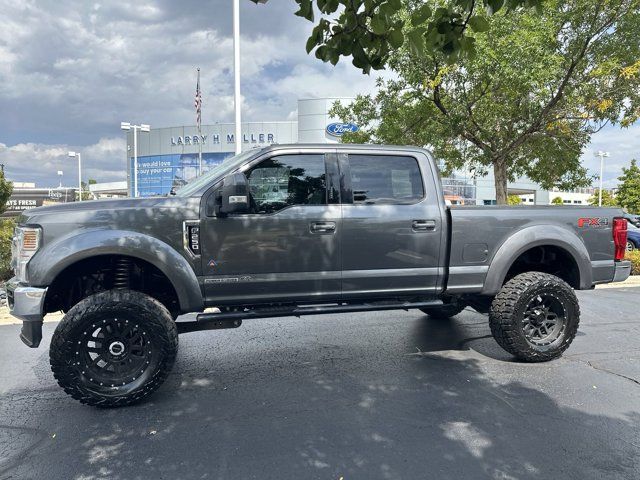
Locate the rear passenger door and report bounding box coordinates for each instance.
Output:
[338,152,443,299]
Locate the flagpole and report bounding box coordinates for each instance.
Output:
[197,68,203,176]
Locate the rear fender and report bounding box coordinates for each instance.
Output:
[481,225,592,296]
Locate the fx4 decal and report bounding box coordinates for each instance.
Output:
[578,217,609,228]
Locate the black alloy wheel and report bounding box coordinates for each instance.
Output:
[50,290,178,407]
[489,272,579,362]
[522,293,567,347]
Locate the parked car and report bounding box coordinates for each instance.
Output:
[623,213,640,228]
[626,223,640,251]
[7,144,631,407]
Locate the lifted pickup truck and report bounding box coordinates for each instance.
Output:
[8,144,631,406]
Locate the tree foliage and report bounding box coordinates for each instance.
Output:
[266,0,544,73]
[588,189,618,207]
[551,196,563,205]
[616,159,640,214]
[331,0,640,203]
[507,194,522,205]
[0,219,14,281]
[0,171,12,216]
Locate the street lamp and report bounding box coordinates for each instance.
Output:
[234,0,270,155]
[120,122,151,197]
[57,170,63,188]
[67,151,82,202]
[595,150,610,207]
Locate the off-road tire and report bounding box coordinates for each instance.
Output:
[420,303,466,318]
[50,290,178,407]
[489,272,580,362]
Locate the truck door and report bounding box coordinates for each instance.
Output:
[338,151,444,299]
[200,152,342,306]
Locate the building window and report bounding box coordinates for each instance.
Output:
[246,154,326,214]
[348,155,424,204]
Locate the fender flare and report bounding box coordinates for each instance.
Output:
[480,225,592,296]
[28,229,204,313]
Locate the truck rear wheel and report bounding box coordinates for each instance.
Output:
[50,290,178,407]
[489,272,579,362]
[420,302,466,318]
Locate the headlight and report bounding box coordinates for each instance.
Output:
[11,226,42,283]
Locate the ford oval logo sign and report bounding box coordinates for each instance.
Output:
[326,122,359,137]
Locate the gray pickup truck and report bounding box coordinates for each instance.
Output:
[8,144,631,406]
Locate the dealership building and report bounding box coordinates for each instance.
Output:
[124,98,348,197]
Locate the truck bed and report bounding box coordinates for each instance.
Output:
[445,205,622,295]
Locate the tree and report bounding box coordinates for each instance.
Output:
[616,159,640,214]
[0,170,12,215]
[0,172,14,280]
[331,0,640,204]
[551,196,564,205]
[0,218,14,280]
[263,0,544,73]
[588,189,618,207]
[77,179,96,201]
[507,194,522,205]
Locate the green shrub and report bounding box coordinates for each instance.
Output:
[626,250,640,276]
[0,218,14,281]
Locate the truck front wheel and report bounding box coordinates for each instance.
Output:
[489,272,580,362]
[50,290,178,407]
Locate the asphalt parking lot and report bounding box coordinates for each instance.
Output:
[0,287,639,480]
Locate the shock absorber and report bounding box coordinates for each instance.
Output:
[113,257,131,290]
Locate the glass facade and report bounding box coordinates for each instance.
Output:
[129,152,233,197]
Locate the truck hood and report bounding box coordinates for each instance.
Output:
[19,196,194,222]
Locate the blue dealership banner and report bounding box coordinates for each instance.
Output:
[130,152,232,197]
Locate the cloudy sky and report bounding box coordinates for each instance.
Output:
[0,0,637,188]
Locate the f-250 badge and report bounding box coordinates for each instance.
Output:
[578,217,609,228]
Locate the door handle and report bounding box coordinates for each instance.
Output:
[310,221,336,234]
[412,219,436,232]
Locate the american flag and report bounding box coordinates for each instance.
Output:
[194,68,202,129]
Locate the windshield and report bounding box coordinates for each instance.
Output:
[174,149,259,197]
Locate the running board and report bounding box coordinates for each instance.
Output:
[176,300,443,334]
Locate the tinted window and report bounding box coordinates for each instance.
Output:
[246,154,326,214]
[348,155,424,204]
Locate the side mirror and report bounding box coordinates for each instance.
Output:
[211,172,250,216]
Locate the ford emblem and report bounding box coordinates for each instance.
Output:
[326,122,359,137]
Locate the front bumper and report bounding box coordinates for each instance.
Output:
[6,277,47,348]
[612,260,632,283]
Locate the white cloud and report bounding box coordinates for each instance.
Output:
[0,0,381,185]
[0,138,126,187]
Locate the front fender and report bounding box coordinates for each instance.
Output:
[481,225,592,296]
[28,229,203,313]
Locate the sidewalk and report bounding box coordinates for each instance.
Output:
[0,308,63,326]
[596,274,640,289]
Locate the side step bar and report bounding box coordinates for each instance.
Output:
[176,300,443,334]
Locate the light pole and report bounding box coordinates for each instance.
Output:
[120,122,150,197]
[57,170,63,188]
[67,151,82,202]
[233,0,242,155]
[234,0,269,155]
[595,150,610,207]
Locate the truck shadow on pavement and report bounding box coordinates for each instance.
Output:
[1,313,638,480]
